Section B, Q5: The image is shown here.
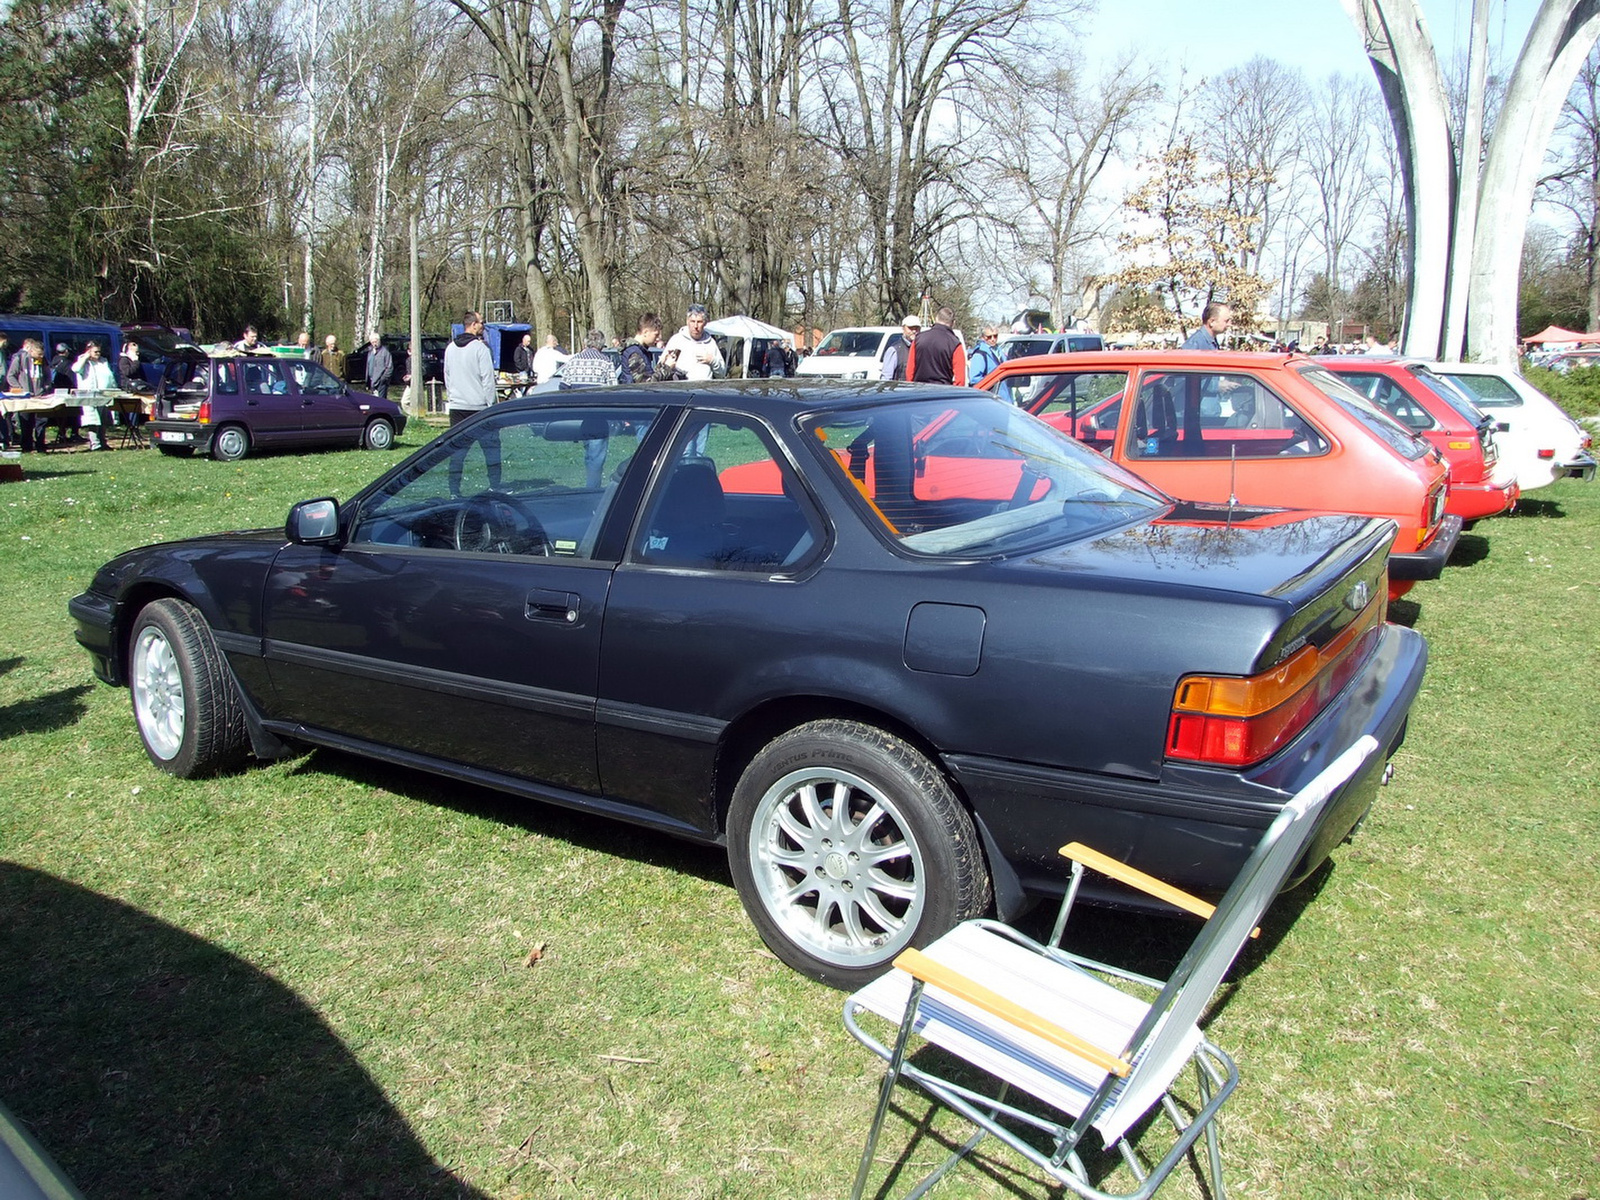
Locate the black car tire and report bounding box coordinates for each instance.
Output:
[363,418,394,450]
[727,719,992,989]
[211,425,250,462]
[128,598,248,778]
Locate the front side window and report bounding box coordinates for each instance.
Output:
[1124,371,1330,460]
[1029,371,1129,436]
[292,362,344,395]
[632,413,824,572]
[349,405,658,558]
[802,395,1164,558]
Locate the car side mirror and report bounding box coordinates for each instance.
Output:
[287,497,340,544]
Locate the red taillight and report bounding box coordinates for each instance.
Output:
[1538,448,1555,459]
[197,399,212,424]
[1166,595,1384,769]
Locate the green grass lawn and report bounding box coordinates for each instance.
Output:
[1,433,1597,1198]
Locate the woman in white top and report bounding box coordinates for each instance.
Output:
[73,341,118,450]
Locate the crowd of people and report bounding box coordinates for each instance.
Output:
[0,334,143,454]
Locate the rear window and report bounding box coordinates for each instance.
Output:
[1440,371,1522,408]
[813,330,888,358]
[1296,364,1431,460]
[1413,370,1486,426]
[801,395,1165,558]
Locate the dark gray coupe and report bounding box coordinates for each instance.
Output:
[70,382,1426,986]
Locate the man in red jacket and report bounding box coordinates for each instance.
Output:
[905,306,966,386]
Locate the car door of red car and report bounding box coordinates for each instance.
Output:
[259,402,660,796]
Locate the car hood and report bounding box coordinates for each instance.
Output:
[1014,504,1394,604]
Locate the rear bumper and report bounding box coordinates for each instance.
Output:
[1388,514,1463,581]
[146,420,214,453]
[1559,451,1596,481]
[947,622,1428,912]
[1445,478,1519,522]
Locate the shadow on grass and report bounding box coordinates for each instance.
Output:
[1448,532,1491,569]
[290,747,732,888]
[1508,496,1565,520]
[0,656,21,679]
[0,863,488,1199]
[1386,597,1421,627]
[0,685,91,741]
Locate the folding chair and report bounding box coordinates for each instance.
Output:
[844,735,1380,1200]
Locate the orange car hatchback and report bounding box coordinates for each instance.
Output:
[981,350,1460,599]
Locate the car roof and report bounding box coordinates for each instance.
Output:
[989,349,1303,370]
[488,377,974,420]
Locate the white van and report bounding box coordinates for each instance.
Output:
[795,326,902,380]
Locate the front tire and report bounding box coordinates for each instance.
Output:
[211,425,250,462]
[363,418,394,450]
[128,598,249,777]
[727,719,992,989]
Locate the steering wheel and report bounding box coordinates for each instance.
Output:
[453,491,550,555]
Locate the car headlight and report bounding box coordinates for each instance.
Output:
[844,370,868,380]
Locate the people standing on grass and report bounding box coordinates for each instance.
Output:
[364,333,394,399]
[72,341,117,450]
[906,306,966,386]
[318,334,347,380]
[881,315,919,381]
[663,304,726,381]
[6,339,50,453]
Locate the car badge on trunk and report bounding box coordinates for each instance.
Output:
[1344,580,1371,611]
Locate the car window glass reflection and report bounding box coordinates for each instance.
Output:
[349,406,657,559]
[633,414,824,572]
[1124,372,1329,461]
[292,362,344,395]
[244,362,287,394]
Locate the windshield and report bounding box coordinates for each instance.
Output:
[1001,338,1054,360]
[1295,364,1431,460]
[813,330,888,358]
[800,395,1167,557]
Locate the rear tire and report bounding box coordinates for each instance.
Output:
[727,719,991,989]
[211,425,250,462]
[128,598,249,778]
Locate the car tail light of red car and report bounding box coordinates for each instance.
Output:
[1166,596,1385,769]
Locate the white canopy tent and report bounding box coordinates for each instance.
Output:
[705,315,792,377]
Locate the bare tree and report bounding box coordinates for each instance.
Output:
[1196,56,1309,278]
[816,0,1061,318]
[981,53,1158,328]
[1301,72,1377,338]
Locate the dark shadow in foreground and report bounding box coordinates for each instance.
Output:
[0,862,488,1200]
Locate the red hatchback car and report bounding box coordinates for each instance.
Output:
[978,350,1461,599]
[1317,357,1518,523]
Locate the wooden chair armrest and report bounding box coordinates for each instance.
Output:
[1059,842,1258,936]
[894,947,1131,1078]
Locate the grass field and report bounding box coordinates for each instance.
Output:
[1,428,1597,1199]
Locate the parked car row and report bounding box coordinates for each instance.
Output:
[971,349,1594,601]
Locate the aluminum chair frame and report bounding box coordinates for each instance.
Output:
[844,735,1380,1200]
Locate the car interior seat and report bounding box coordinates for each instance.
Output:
[640,458,726,568]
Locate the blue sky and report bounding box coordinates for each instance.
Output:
[1083,0,1546,82]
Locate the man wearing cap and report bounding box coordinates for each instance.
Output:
[882,315,920,381]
